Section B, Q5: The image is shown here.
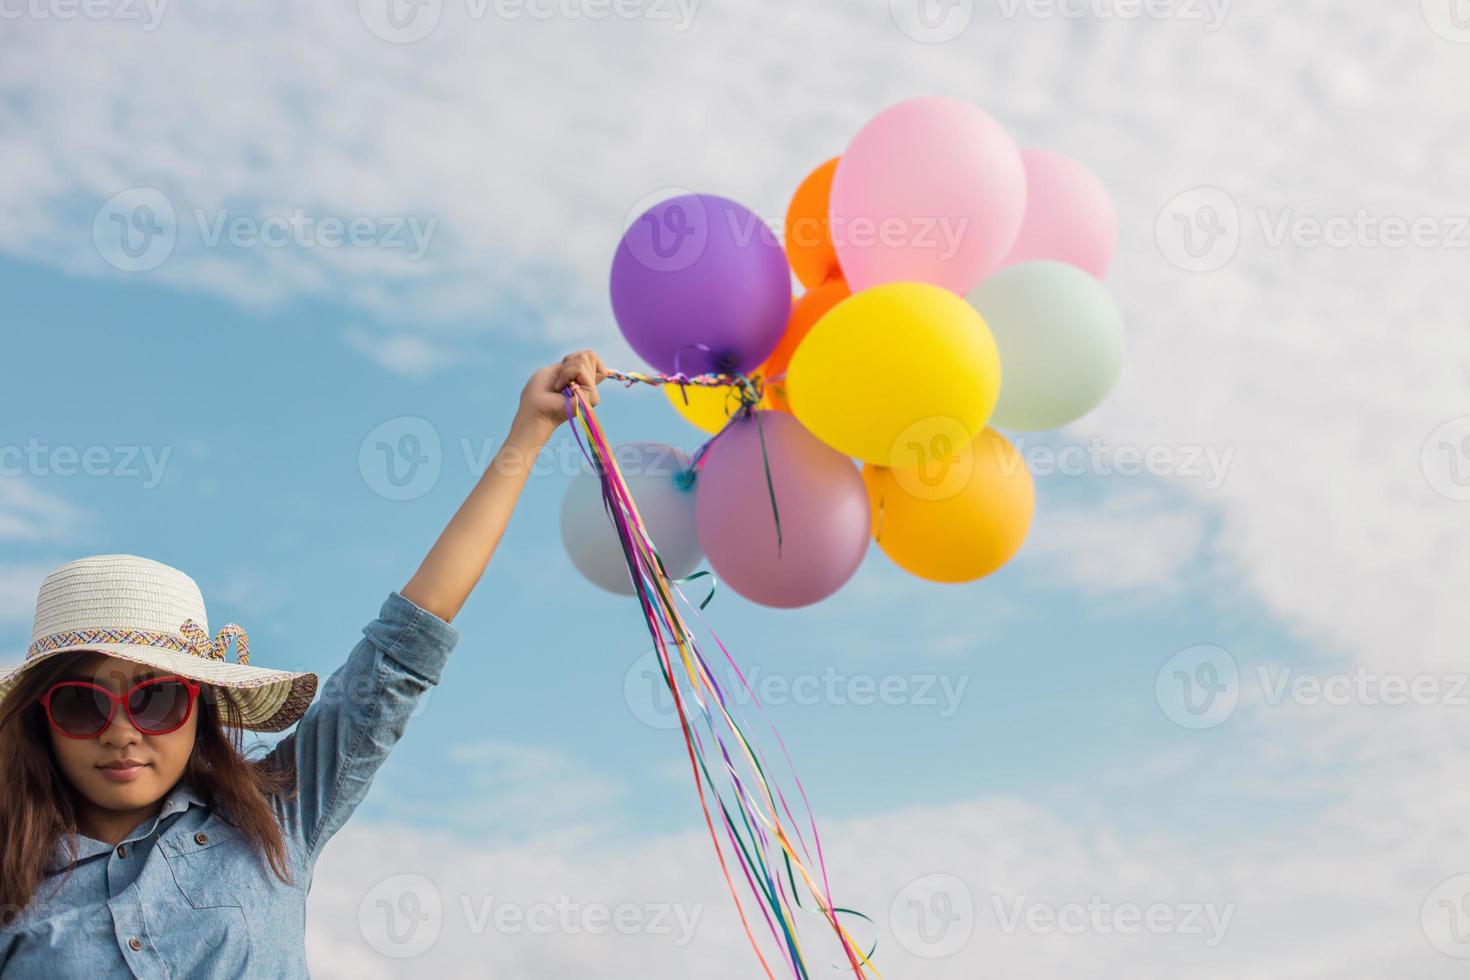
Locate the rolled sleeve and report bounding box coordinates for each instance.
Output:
[269,590,460,864]
[364,590,461,686]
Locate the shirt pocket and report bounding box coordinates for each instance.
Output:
[159,819,268,911]
[155,819,274,979]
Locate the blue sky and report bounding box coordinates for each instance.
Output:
[3,2,1469,977]
[1,251,1287,839]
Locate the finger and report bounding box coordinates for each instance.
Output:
[574,358,599,400]
[559,358,587,387]
[592,352,610,381]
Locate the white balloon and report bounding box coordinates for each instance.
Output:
[968,260,1126,431]
[560,442,703,595]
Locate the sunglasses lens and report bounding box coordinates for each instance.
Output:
[128,679,192,733]
[48,685,111,737]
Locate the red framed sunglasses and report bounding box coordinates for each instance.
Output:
[41,675,201,739]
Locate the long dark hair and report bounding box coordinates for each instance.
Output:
[0,654,300,925]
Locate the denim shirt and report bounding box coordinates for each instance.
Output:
[0,589,460,979]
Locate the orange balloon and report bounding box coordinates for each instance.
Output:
[785,158,842,288]
[761,279,849,413]
[861,428,1034,584]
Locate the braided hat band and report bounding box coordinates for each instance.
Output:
[0,555,317,733]
[26,621,250,665]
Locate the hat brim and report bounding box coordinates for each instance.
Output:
[0,644,318,733]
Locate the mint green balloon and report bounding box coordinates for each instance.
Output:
[967,260,1125,431]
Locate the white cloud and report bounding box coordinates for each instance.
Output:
[0,479,89,543]
[307,730,1470,978]
[0,482,91,657]
[343,326,465,380]
[1022,486,1210,597]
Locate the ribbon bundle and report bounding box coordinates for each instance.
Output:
[563,376,880,979]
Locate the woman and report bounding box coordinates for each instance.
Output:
[0,351,609,977]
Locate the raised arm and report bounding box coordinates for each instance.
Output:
[268,350,608,861]
[400,349,608,623]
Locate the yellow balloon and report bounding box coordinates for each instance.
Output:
[861,427,1034,583]
[787,282,1001,467]
[664,375,772,434]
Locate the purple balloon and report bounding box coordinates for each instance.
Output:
[611,194,792,377]
[695,411,870,608]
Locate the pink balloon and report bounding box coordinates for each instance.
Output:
[829,96,1026,294]
[1001,148,1117,278]
[695,412,870,609]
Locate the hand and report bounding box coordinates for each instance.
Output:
[515,349,610,438]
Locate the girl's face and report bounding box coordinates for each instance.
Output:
[45,653,198,814]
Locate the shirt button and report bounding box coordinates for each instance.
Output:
[116,844,127,858]
[194,832,209,845]
[128,938,142,952]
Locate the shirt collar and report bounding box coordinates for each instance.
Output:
[46,780,206,874]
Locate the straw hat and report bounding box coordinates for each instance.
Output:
[0,555,317,733]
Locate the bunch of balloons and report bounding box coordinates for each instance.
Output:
[564,95,1124,609]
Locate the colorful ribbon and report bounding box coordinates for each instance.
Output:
[563,378,879,979]
[179,620,251,664]
[606,368,785,557]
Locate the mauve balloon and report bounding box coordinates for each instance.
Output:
[610,194,792,377]
[694,411,871,608]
